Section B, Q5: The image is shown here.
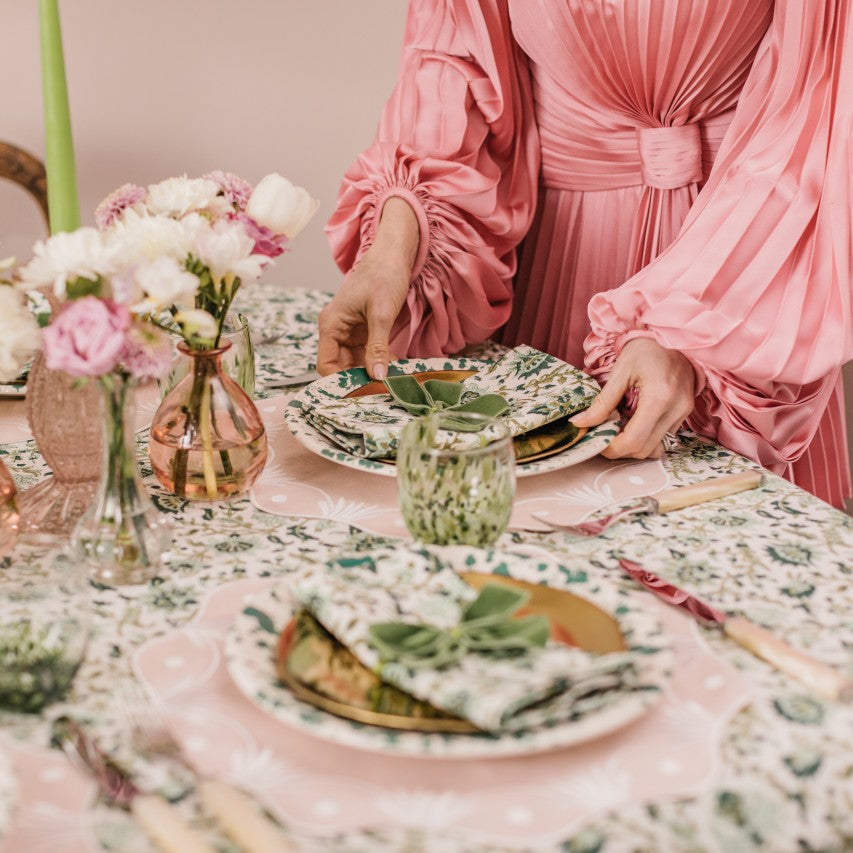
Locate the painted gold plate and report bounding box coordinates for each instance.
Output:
[275,574,625,733]
[344,369,588,465]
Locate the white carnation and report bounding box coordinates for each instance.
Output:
[19,227,119,297]
[192,219,265,285]
[109,210,193,265]
[145,176,230,218]
[131,256,200,314]
[0,286,41,381]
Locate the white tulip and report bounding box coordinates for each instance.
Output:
[174,309,218,342]
[246,173,319,238]
[192,219,265,286]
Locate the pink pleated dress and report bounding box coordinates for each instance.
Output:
[326,0,853,508]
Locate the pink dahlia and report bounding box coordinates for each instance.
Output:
[203,170,253,210]
[44,296,131,377]
[230,212,287,259]
[95,183,147,229]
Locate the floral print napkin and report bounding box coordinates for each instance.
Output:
[302,345,600,459]
[289,546,656,733]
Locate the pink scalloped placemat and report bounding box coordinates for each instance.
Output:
[0,577,750,851]
[250,395,671,536]
[131,578,749,847]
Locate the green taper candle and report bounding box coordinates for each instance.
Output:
[38,0,80,233]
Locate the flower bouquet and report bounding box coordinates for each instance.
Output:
[19,170,317,579]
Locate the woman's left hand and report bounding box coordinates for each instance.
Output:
[570,338,697,459]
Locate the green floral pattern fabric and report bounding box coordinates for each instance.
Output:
[301,345,599,458]
[0,282,851,852]
[287,546,665,732]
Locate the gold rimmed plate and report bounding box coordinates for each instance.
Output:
[345,368,589,466]
[224,547,670,758]
[273,573,626,734]
[283,356,620,479]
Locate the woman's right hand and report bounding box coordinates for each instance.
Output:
[317,196,420,379]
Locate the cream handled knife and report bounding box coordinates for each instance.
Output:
[51,716,216,853]
[618,559,853,703]
[538,470,764,536]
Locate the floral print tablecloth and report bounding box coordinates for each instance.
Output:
[0,282,852,853]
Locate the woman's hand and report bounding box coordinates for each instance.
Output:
[317,197,420,379]
[570,337,697,459]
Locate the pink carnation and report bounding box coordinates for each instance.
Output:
[203,170,253,210]
[95,183,147,229]
[43,296,131,377]
[230,211,287,259]
[120,323,172,380]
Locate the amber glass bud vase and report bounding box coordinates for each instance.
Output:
[148,342,267,500]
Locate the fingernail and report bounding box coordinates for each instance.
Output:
[569,413,585,425]
[372,363,387,380]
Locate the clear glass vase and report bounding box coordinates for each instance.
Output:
[71,374,171,585]
[148,342,268,500]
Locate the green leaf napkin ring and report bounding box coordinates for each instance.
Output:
[383,376,510,431]
[369,583,550,670]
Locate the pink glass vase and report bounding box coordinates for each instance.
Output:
[17,351,102,540]
[148,342,267,501]
[0,457,20,559]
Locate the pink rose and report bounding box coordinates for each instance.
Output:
[43,296,131,377]
[229,212,287,259]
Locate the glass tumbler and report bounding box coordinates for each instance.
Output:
[396,411,516,547]
[0,548,90,713]
[158,312,256,398]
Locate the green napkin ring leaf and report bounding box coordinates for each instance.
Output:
[383,376,509,430]
[369,583,550,670]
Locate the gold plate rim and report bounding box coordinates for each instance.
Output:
[277,574,625,733]
[343,369,588,466]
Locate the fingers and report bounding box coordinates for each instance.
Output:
[569,371,627,428]
[364,303,396,380]
[316,301,366,375]
[603,392,692,460]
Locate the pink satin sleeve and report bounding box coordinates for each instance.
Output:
[325,0,540,357]
[584,0,853,472]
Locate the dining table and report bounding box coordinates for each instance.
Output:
[1,281,851,853]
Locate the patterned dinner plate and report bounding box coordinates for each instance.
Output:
[224,548,672,759]
[283,356,620,478]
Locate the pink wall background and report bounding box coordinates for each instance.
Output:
[1,2,850,511]
[0,1,408,290]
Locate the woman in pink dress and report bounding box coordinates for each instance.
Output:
[318,0,852,509]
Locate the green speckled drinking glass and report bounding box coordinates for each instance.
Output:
[0,548,90,713]
[397,412,515,547]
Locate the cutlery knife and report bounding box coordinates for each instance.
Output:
[617,559,853,703]
[265,370,321,389]
[51,716,215,853]
[538,470,764,535]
